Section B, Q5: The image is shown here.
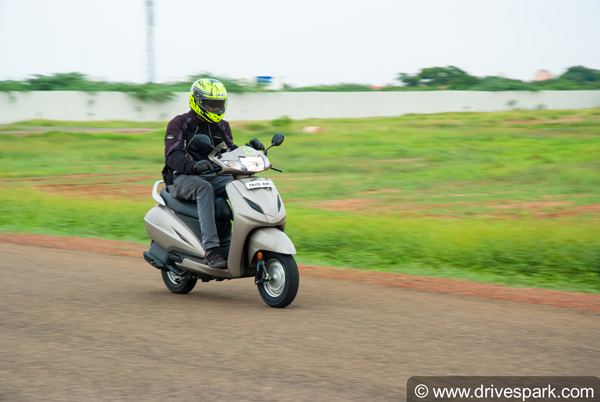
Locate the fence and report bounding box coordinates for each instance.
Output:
[1,90,599,123]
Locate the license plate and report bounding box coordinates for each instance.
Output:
[245,178,274,190]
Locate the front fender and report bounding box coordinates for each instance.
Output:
[247,227,296,262]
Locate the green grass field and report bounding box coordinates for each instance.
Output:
[1,108,599,292]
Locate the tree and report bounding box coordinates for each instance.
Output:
[558,66,600,87]
[26,72,89,90]
[397,66,479,89]
[417,66,478,89]
[397,73,420,87]
[471,76,537,91]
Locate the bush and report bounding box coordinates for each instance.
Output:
[471,77,538,91]
[271,115,292,128]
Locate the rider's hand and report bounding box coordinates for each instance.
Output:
[193,160,212,174]
[246,138,265,152]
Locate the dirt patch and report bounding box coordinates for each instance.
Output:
[311,198,376,211]
[570,203,600,212]
[381,158,420,163]
[0,126,157,135]
[503,117,585,125]
[541,203,600,219]
[6,171,600,218]
[489,201,573,209]
[0,232,598,312]
[356,188,401,195]
[310,196,600,219]
[36,183,151,201]
[4,172,157,201]
[312,199,487,214]
[5,171,154,182]
[278,175,337,182]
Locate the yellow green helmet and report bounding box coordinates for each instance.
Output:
[189,78,228,123]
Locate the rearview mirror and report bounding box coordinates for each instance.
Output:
[187,134,215,159]
[189,134,212,149]
[271,132,284,147]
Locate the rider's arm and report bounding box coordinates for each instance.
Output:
[219,120,238,150]
[164,117,196,174]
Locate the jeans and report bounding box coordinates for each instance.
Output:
[169,173,233,250]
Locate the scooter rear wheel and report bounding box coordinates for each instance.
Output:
[257,252,299,308]
[161,269,197,294]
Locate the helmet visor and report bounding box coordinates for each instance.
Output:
[200,98,227,115]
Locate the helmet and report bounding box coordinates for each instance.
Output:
[189,78,228,123]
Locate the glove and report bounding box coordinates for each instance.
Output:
[194,160,222,174]
[193,160,212,174]
[246,138,265,152]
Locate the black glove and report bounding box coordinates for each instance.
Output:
[246,138,265,152]
[193,160,214,174]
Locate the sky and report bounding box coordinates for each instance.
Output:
[0,0,599,87]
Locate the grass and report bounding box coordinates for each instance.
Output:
[1,108,599,293]
[9,119,167,129]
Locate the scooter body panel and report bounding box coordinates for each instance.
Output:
[144,205,204,256]
[247,227,296,262]
[225,178,288,277]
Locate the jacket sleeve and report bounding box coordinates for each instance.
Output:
[220,120,238,150]
[165,117,196,175]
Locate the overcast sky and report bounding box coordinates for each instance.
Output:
[0,0,599,87]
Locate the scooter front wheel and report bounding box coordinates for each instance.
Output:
[161,269,197,294]
[257,252,299,308]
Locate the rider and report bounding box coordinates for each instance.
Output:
[162,78,265,268]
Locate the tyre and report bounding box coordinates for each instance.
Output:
[161,269,197,294]
[257,252,299,308]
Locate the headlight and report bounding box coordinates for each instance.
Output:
[241,156,266,172]
[220,156,266,172]
[221,159,245,170]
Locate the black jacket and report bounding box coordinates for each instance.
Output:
[162,110,237,185]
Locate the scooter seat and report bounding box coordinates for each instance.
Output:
[160,188,233,221]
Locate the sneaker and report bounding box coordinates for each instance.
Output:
[205,248,227,268]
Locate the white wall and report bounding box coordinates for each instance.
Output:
[1,90,599,124]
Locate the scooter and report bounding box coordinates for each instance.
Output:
[143,133,299,308]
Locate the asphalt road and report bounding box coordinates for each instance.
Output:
[1,242,598,401]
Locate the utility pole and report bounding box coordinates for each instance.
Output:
[146,0,156,83]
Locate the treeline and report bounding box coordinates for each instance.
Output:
[394,65,600,91]
[0,66,598,102]
[292,66,600,92]
[0,73,250,102]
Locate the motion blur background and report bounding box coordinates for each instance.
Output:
[0,0,599,292]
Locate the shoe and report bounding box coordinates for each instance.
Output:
[205,247,227,268]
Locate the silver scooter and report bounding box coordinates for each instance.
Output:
[143,133,299,308]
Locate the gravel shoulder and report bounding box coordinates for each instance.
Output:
[1,232,598,313]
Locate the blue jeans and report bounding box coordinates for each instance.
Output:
[169,173,233,250]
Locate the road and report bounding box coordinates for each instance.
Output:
[0,242,598,401]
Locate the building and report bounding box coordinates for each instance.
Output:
[532,70,554,81]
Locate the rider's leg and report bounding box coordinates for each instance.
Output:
[170,175,220,251]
